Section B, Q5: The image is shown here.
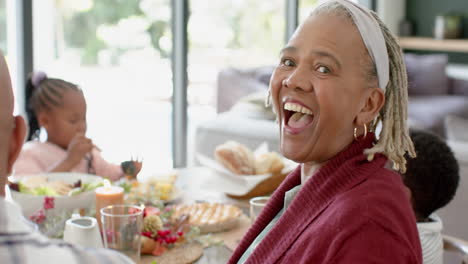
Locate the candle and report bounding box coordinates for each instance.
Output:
[95,180,124,228]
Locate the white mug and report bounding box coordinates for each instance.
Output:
[63,214,103,248]
[250,196,270,222]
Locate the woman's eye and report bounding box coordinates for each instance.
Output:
[281,59,295,67]
[317,65,330,74]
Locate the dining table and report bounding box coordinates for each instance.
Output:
[7,167,257,263]
[19,166,256,263]
[148,166,254,264]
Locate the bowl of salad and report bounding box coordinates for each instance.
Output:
[8,173,104,217]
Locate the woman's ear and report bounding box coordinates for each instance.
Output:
[355,88,385,126]
[7,116,26,174]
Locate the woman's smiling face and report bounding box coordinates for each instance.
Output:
[271,13,379,164]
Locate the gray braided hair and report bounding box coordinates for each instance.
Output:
[311,2,416,173]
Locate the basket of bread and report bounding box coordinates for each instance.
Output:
[200,141,295,199]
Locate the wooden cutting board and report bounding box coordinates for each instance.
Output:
[140,242,204,264]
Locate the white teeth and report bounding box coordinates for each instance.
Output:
[283,102,313,115]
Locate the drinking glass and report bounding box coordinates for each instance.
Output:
[249,196,270,222]
[101,205,143,262]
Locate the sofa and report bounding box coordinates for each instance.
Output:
[405,54,468,135]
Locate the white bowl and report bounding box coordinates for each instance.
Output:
[9,173,103,217]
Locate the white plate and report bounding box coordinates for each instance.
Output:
[9,173,103,217]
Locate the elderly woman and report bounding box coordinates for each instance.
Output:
[229,0,422,263]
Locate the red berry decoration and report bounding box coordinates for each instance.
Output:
[158,229,170,236]
[29,209,46,224]
[141,231,153,238]
[43,196,55,210]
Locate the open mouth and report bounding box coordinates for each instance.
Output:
[283,102,315,132]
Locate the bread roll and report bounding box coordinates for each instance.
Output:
[214,141,255,175]
[255,152,284,175]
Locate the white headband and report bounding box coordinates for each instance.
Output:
[318,0,389,90]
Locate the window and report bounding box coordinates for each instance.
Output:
[3,0,20,114]
[0,0,6,54]
[187,0,285,158]
[17,0,369,169]
[33,0,173,173]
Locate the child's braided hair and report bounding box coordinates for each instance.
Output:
[25,72,82,140]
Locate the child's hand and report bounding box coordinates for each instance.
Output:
[67,134,93,165]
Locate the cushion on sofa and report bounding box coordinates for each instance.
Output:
[216,67,272,113]
[404,53,449,95]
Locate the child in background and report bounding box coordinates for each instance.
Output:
[13,71,142,180]
[403,130,460,264]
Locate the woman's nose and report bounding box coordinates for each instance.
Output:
[283,67,313,92]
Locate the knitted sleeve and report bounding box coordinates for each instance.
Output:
[327,219,422,264]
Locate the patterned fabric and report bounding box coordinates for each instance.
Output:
[0,198,133,264]
[13,141,123,181]
[418,214,443,264]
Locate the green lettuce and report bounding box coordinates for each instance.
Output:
[17,179,104,197]
[18,182,34,195]
[33,186,59,196]
[82,180,104,192]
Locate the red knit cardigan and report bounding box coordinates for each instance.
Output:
[229,134,422,264]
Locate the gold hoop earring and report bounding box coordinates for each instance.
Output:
[353,123,367,141]
[265,89,271,107]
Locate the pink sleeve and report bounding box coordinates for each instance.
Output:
[91,149,124,181]
[13,149,46,176]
